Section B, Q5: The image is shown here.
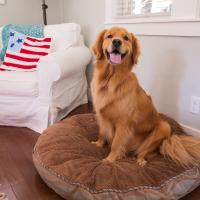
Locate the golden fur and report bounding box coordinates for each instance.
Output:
[91,27,200,167]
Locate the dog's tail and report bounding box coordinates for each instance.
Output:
[160,133,200,167]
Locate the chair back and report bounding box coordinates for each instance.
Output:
[44,23,82,52]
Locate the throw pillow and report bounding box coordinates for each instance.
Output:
[0,30,51,72]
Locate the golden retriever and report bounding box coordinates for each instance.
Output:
[91,27,200,166]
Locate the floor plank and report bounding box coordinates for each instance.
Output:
[181,187,200,200]
[11,179,63,200]
[0,103,92,200]
[0,184,17,200]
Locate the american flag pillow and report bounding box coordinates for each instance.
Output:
[1,30,51,72]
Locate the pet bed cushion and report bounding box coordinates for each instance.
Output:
[33,113,200,200]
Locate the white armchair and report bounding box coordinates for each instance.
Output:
[0,23,92,133]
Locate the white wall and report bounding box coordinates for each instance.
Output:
[63,0,105,83]
[0,0,63,26]
[135,35,200,131]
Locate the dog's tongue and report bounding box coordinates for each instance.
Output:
[110,53,121,64]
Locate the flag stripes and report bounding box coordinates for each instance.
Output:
[4,53,40,62]
[20,49,49,56]
[2,62,37,70]
[23,42,50,49]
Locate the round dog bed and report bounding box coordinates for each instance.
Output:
[33,113,200,200]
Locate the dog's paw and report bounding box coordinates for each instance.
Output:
[91,141,103,148]
[102,158,111,163]
[102,157,114,163]
[102,154,116,163]
[137,158,147,167]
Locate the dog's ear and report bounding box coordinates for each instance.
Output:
[131,33,140,65]
[92,29,107,60]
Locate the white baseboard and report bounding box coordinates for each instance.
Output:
[180,123,200,137]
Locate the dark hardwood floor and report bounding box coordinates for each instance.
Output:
[0,103,92,200]
[0,103,199,200]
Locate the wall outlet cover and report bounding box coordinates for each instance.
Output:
[190,96,200,115]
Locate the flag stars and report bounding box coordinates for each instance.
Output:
[17,38,23,44]
[10,43,15,48]
[10,32,15,37]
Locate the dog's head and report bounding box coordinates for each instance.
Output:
[92,27,140,66]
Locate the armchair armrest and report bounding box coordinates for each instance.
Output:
[41,46,92,80]
[37,46,92,98]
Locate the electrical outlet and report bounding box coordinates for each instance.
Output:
[190,96,200,114]
[0,0,5,5]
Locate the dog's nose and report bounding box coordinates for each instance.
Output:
[112,39,122,48]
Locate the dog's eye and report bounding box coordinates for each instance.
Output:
[124,36,129,41]
[107,34,113,39]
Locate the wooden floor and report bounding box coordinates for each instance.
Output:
[0,103,199,200]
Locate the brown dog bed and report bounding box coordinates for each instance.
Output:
[33,113,200,200]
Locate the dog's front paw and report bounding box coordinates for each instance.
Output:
[137,157,147,167]
[103,154,116,163]
[91,141,104,148]
[102,157,115,163]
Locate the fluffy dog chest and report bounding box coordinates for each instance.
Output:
[91,76,114,113]
[91,71,135,117]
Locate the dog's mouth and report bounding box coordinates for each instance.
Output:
[106,49,127,65]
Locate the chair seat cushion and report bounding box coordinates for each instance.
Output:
[33,113,200,200]
[0,70,38,97]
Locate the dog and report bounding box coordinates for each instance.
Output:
[91,26,200,167]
